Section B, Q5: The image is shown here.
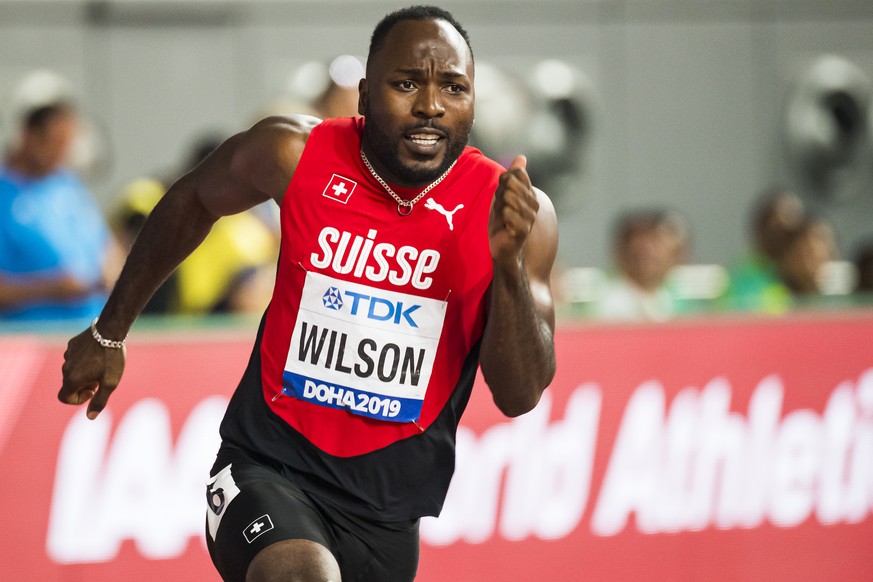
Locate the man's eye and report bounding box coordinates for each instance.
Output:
[399,81,416,90]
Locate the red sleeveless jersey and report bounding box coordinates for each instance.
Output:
[258,117,500,457]
[218,117,503,519]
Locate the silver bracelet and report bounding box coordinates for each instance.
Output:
[90,318,127,349]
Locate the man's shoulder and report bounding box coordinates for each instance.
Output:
[0,167,89,198]
[246,114,324,150]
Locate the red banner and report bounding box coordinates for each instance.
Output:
[2,313,872,581]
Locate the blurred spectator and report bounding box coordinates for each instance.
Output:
[310,55,364,119]
[720,187,806,314]
[0,70,121,322]
[112,134,279,315]
[853,238,873,295]
[593,208,689,322]
[264,54,364,121]
[176,209,277,315]
[778,214,837,297]
[172,134,278,315]
[211,264,278,314]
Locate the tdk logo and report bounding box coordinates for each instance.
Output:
[321,287,421,327]
[322,287,343,310]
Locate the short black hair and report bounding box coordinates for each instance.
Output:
[750,186,803,233]
[368,5,473,62]
[23,103,74,132]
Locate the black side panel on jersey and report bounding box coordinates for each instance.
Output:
[216,314,479,522]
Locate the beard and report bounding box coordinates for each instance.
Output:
[361,116,470,186]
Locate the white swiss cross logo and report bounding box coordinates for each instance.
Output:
[323,174,357,204]
[243,514,274,544]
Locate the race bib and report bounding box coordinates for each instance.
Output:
[282,271,447,422]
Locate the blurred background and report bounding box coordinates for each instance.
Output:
[3,0,873,321]
[1,1,873,581]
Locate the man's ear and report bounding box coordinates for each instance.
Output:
[357,78,368,116]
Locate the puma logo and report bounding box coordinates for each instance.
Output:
[424,198,464,231]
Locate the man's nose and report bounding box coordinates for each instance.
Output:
[414,84,445,118]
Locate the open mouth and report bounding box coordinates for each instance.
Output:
[404,129,446,155]
[409,134,441,146]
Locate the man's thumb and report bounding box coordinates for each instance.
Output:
[509,154,527,171]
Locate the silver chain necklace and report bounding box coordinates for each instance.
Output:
[360,148,456,216]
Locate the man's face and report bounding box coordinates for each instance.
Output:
[21,111,77,176]
[619,225,683,291]
[780,221,835,293]
[359,18,475,187]
[759,193,804,260]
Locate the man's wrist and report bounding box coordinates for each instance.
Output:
[90,318,127,349]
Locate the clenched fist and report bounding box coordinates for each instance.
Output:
[59,328,126,420]
[488,155,540,268]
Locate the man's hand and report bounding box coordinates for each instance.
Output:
[488,155,540,268]
[58,329,126,420]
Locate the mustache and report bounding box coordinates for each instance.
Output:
[403,120,452,136]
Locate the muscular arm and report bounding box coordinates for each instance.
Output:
[478,156,558,417]
[59,115,319,418]
[99,115,316,336]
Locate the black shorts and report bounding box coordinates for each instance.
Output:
[204,444,420,582]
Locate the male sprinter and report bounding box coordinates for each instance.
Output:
[60,6,557,581]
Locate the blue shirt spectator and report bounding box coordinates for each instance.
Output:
[0,167,110,321]
[0,70,117,322]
